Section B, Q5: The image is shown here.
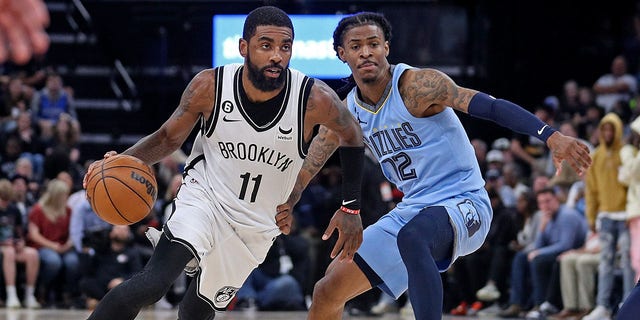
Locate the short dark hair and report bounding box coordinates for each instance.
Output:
[243,6,294,41]
[332,12,392,59]
[535,187,556,198]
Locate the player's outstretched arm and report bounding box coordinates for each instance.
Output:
[403,68,593,175]
[123,69,215,165]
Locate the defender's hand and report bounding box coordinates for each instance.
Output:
[83,151,118,189]
[275,202,294,235]
[323,209,363,263]
[546,132,592,176]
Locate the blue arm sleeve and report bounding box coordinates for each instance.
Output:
[467,92,556,142]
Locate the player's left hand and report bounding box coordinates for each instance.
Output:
[83,151,118,190]
[275,202,294,235]
[546,132,592,176]
[323,210,363,263]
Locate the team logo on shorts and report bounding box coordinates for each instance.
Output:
[215,286,239,303]
[457,199,481,237]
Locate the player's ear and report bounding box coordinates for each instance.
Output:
[384,41,390,57]
[337,46,346,63]
[239,38,248,58]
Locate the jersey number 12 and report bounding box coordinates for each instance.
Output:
[239,172,262,202]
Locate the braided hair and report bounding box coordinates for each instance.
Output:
[332,12,392,97]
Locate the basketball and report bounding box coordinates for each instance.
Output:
[85,154,158,225]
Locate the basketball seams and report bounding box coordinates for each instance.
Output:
[103,175,154,210]
[86,154,157,225]
[102,177,134,224]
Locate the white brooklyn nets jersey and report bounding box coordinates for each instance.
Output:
[181,63,312,236]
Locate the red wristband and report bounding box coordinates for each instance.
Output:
[340,206,360,215]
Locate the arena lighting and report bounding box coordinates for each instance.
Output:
[213,14,351,79]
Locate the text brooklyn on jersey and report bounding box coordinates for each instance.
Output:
[217,141,295,172]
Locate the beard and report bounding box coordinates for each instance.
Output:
[245,53,287,92]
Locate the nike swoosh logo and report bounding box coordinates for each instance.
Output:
[342,199,356,206]
[537,125,548,135]
[223,116,241,122]
[279,127,293,134]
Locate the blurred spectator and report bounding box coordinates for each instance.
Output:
[79,225,143,310]
[557,79,582,123]
[1,76,34,133]
[0,179,40,308]
[584,113,633,320]
[499,188,587,318]
[579,104,605,146]
[27,179,80,307]
[235,235,309,311]
[46,113,80,157]
[30,74,76,140]
[549,232,600,319]
[510,104,554,178]
[69,198,111,254]
[471,138,488,176]
[593,55,638,113]
[486,149,504,171]
[619,116,640,282]
[10,175,36,231]
[499,163,528,209]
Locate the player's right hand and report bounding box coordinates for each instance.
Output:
[323,210,363,263]
[83,151,118,189]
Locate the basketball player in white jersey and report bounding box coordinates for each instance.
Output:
[83,6,365,320]
[275,12,593,320]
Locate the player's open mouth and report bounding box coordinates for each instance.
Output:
[265,68,282,77]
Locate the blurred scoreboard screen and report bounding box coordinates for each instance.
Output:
[213,14,351,79]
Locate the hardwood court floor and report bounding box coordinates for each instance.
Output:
[0,309,526,320]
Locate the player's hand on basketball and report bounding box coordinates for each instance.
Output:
[83,151,118,189]
[275,202,294,235]
[323,209,363,263]
[546,132,592,176]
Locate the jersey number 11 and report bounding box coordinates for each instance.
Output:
[239,172,262,202]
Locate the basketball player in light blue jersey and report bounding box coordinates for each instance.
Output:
[276,12,593,320]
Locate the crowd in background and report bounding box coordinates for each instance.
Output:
[1,12,640,320]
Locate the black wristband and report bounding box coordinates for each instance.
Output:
[339,146,364,210]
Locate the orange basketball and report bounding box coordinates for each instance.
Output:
[85,154,158,225]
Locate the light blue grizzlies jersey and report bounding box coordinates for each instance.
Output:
[346,63,485,207]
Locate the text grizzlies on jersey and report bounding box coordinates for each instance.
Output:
[364,122,422,158]
[217,142,294,172]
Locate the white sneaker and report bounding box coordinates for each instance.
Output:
[400,301,414,317]
[146,227,198,275]
[583,305,611,320]
[24,295,40,309]
[476,283,501,301]
[6,295,21,308]
[370,301,397,315]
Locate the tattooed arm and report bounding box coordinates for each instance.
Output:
[398,68,478,117]
[83,69,215,188]
[123,69,215,164]
[399,68,591,175]
[277,79,364,262]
